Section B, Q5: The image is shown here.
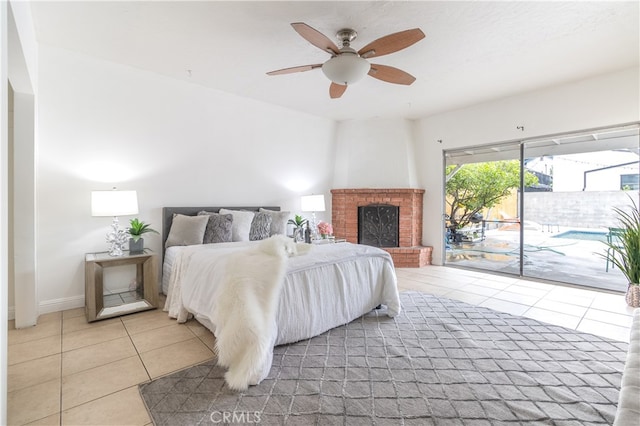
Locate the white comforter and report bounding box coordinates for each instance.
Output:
[164,238,401,389]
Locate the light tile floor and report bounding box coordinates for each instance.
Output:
[396,265,636,343]
[7,266,637,425]
[7,297,215,426]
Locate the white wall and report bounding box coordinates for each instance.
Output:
[553,152,639,192]
[36,45,335,311]
[333,118,418,188]
[11,90,36,326]
[7,0,38,327]
[414,67,640,264]
[6,0,37,94]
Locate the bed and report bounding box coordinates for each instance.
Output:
[161,206,401,389]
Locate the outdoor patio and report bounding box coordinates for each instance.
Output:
[446,224,628,293]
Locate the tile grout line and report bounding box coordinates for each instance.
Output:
[119,309,212,381]
[62,385,145,417]
[193,325,217,355]
[59,315,149,418]
[121,317,153,384]
[574,295,596,331]
[59,353,151,412]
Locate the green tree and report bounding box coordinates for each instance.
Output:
[446,160,538,230]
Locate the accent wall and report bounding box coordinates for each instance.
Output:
[34,44,336,312]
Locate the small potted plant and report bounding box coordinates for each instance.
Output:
[127,218,159,254]
[602,197,640,307]
[287,214,308,242]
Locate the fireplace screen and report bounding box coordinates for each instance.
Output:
[358,204,399,248]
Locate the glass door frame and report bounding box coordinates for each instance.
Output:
[443,122,640,285]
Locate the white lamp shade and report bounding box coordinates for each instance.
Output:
[322,53,370,85]
[91,190,139,217]
[301,194,326,212]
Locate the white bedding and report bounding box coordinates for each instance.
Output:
[163,240,401,347]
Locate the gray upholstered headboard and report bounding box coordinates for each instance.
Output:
[162,206,280,255]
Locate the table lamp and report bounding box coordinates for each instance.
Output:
[91,189,139,256]
[301,194,325,240]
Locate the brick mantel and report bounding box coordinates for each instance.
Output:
[331,188,432,267]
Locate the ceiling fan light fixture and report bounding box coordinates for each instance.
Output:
[267,23,425,98]
[321,52,370,85]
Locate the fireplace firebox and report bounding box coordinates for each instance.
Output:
[358,204,399,248]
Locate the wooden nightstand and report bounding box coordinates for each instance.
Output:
[85,250,158,322]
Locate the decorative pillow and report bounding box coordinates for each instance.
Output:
[259,208,291,236]
[219,209,255,242]
[249,212,272,241]
[165,214,209,248]
[197,211,233,244]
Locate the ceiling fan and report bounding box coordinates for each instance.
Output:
[267,22,425,99]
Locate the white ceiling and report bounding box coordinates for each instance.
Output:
[29,1,639,121]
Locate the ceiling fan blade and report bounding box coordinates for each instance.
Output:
[266,64,322,76]
[291,22,340,55]
[368,64,416,85]
[358,28,425,59]
[329,83,347,99]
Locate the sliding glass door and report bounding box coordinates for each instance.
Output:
[444,124,639,292]
[521,127,638,291]
[444,142,523,276]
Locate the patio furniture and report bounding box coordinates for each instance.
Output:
[606,227,624,272]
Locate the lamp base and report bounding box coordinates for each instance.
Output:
[106,217,129,256]
[309,212,319,240]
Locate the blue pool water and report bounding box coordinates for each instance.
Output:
[552,230,608,243]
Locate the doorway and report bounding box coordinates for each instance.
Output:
[444,124,639,292]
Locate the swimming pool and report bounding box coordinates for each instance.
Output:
[552,230,608,243]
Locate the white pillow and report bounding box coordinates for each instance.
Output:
[165,214,209,247]
[219,209,255,242]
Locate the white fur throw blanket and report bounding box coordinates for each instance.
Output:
[165,236,310,390]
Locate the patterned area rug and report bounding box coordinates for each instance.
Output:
[139,291,628,425]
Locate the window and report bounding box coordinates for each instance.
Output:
[620,174,639,190]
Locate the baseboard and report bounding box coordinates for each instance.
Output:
[39,295,84,315]
[8,306,15,321]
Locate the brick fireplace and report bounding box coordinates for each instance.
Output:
[331,188,432,267]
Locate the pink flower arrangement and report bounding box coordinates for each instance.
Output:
[317,221,333,237]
